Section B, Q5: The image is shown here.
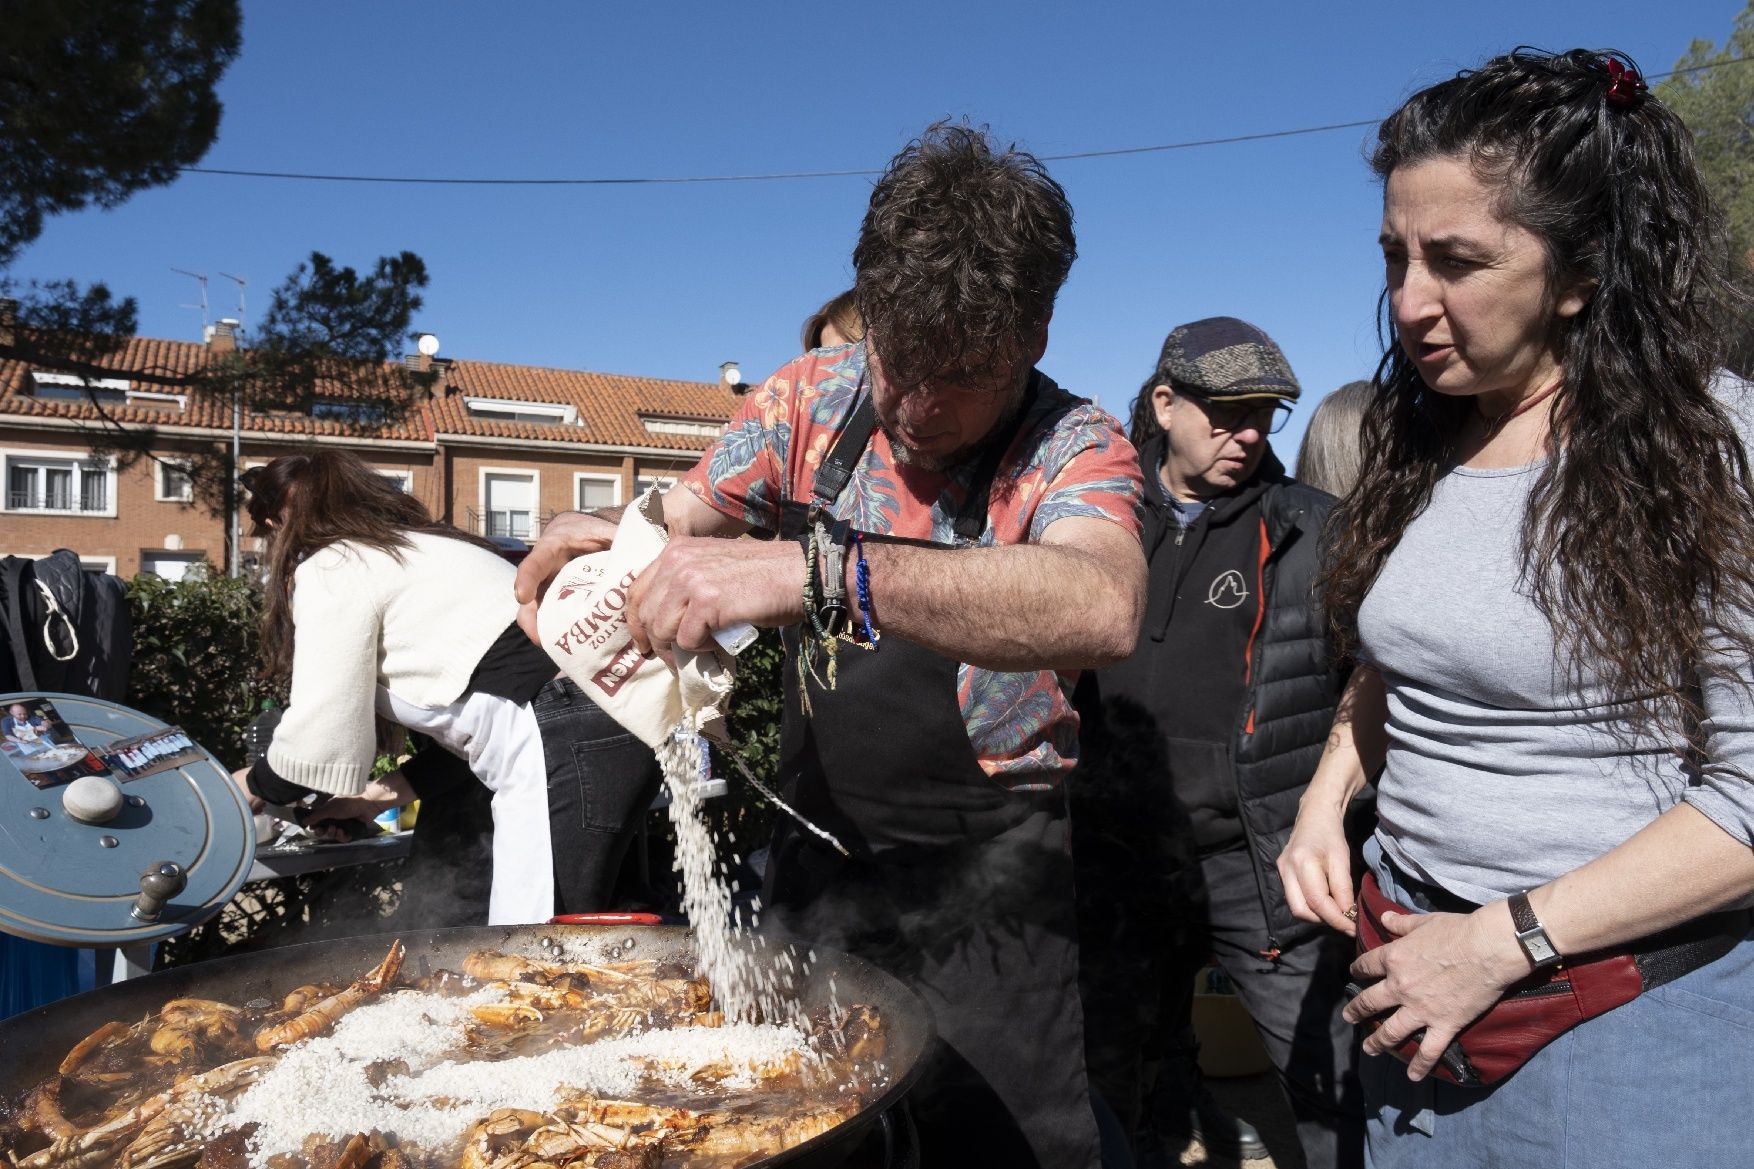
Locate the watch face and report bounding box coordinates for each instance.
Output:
[1518,927,1561,968]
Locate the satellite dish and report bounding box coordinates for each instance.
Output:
[416,333,441,357]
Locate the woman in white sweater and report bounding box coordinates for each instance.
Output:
[239,451,658,924]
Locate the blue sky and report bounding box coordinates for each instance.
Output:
[7,0,1743,454]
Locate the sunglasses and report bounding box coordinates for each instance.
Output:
[1186,395,1293,435]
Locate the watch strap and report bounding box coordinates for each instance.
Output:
[1508,891,1540,934]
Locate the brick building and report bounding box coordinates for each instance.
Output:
[0,325,742,578]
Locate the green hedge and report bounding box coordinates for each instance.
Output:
[125,572,281,770]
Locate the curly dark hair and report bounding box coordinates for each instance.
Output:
[242,450,496,683]
[1322,48,1754,734]
[853,121,1075,389]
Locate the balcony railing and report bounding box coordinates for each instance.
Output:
[7,488,109,513]
[465,507,534,541]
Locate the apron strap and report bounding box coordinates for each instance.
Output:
[812,380,879,507]
[953,371,1041,540]
[811,369,1045,542]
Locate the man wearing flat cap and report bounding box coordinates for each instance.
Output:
[1074,317,1365,1168]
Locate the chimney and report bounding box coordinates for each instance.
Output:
[719,361,745,394]
[408,333,444,395]
[204,317,239,353]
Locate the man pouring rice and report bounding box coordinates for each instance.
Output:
[518,122,1146,1168]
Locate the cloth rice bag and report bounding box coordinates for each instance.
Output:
[537,489,734,746]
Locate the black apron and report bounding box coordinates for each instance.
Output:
[763,379,1101,1169]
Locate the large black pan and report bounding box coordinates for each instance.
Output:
[0,924,935,1168]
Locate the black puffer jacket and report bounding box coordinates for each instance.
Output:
[1231,469,1346,951]
[1077,443,1347,952]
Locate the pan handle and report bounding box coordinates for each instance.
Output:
[880,1102,920,1169]
[546,913,671,925]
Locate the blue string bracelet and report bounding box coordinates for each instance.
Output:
[854,532,879,645]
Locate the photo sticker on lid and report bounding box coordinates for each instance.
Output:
[95,726,202,782]
[0,697,113,789]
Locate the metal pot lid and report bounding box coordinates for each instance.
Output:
[0,692,254,947]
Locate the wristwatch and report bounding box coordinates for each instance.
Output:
[1508,891,1563,970]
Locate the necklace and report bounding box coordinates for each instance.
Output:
[1481,379,1561,440]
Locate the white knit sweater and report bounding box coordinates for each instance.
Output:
[266,532,521,795]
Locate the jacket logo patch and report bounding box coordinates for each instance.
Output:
[1206,569,1250,609]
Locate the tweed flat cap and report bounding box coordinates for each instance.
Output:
[1155,316,1300,402]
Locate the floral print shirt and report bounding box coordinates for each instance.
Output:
[683,342,1144,782]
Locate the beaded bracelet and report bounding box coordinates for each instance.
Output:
[853,532,879,646]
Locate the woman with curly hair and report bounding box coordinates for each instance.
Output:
[1277,49,1754,1163]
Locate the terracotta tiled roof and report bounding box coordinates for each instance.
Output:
[430,358,738,450]
[0,336,735,450]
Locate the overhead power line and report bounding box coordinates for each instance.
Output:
[180,55,1753,189]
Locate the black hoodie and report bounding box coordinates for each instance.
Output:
[1091,434,1282,851]
[1076,435,1349,950]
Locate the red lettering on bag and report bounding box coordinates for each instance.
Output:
[591,643,646,697]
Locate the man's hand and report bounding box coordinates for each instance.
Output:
[627,536,807,656]
[513,510,621,643]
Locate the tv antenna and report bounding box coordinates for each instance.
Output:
[170,267,209,331]
[218,271,246,326]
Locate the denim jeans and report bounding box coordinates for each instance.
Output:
[532,678,662,914]
[1362,836,1754,1169]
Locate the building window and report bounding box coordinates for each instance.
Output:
[575,474,621,512]
[25,373,185,410]
[464,398,578,426]
[377,470,414,493]
[483,472,536,540]
[312,399,391,425]
[640,416,725,439]
[634,475,679,498]
[3,453,113,516]
[140,552,206,582]
[156,460,194,503]
[125,390,187,410]
[27,372,129,406]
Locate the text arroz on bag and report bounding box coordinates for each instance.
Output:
[537,489,733,747]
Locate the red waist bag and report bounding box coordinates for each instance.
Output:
[1353,870,1741,1087]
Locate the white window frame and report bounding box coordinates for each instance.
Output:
[155,458,195,503]
[125,389,188,410]
[377,469,414,493]
[463,397,578,426]
[2,448,118,518]
[634,474,680,498]
[640,416,725,439]
[478,465,540,541]
[573,472,622,512]
[139,551,207,582]
[28,372,129,406]
[26,372,185,410]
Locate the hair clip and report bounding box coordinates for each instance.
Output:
[1604,58,1647,110]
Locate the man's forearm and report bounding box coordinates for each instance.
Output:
[856,533,1143,671]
